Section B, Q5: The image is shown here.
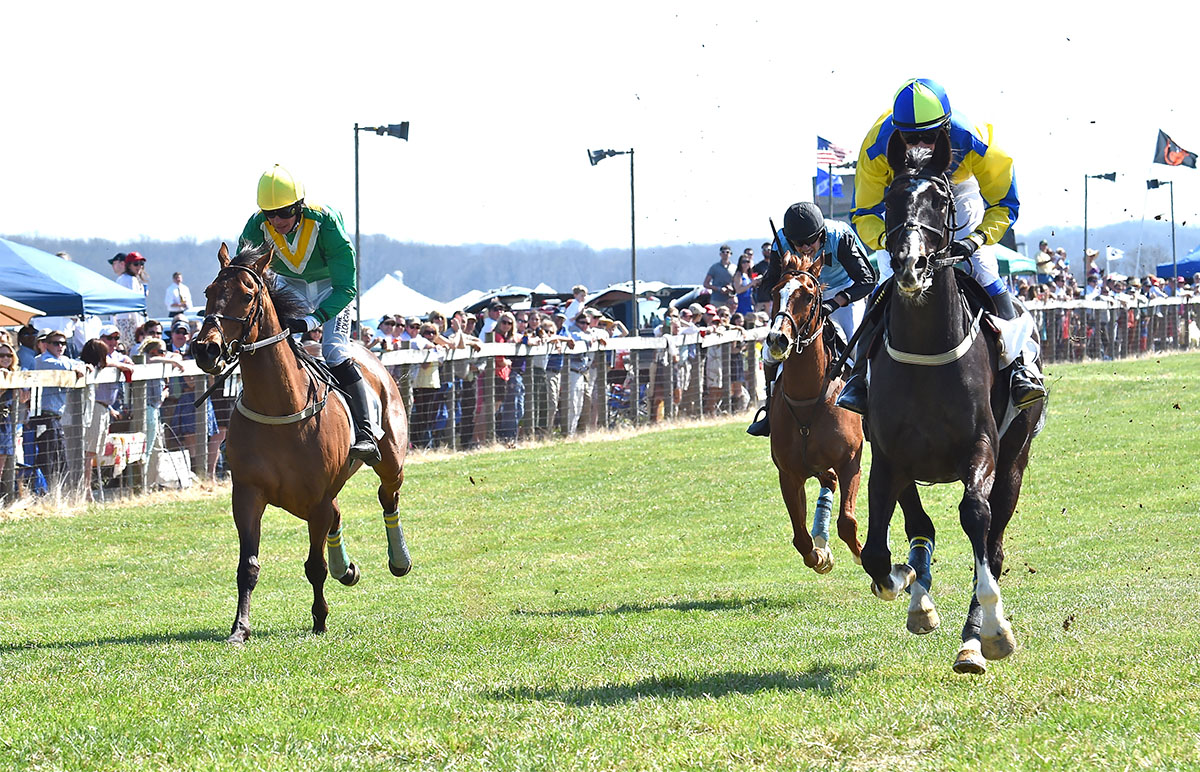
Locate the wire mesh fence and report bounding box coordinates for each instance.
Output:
[2,295,1196,511]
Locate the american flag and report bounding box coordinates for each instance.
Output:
[816,136,849,166]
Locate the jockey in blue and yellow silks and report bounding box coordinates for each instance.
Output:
[838,78,1045,415]
[239,165,380,466]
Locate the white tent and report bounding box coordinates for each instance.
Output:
[358,271,441,320]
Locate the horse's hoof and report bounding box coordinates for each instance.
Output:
[981,625,1017,661]
[227,628,249,646]
[852,552,863,566]
[907,608,940,635]
[337,562,361,587]
[871,564,915,601]
[389,560,412,577]
[953,648,987,674]
[812,548,833,574]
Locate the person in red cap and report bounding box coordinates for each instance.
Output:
[114,251,149,343]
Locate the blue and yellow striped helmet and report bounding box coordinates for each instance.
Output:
[892,78,952,131]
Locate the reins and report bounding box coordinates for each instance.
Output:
[193,264,333,424]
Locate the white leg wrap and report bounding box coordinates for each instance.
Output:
[326,529,350,580]
[384,511,411,572]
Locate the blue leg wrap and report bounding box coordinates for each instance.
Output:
[906,536,934,592]
[811,487,834,544]
[326,528,350,580]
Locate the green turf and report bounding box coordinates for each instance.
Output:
[1,354,1198,771]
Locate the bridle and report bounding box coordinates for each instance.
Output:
[884,170,961,277]
[192,264,292,408]
[200,264,290,366]
[771,268,824,356]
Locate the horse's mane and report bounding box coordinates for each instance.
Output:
[231,241,310,321]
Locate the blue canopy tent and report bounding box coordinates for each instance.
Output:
[0,237,146,317]
[1155,244,1200,281]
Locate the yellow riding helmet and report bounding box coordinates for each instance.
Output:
[257,164,305,211]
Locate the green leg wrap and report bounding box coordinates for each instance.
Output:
[326,528,350,580]
[384,511,412,574]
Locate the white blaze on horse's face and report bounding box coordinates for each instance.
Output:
[895,180,936,296]
[767,276,802,361]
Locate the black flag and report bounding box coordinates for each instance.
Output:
[1154,130,1197,168]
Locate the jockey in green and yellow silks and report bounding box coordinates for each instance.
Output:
[839,79,1044,416]
[240,165,381,466]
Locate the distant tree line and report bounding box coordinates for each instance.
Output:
[6,219,1192,316]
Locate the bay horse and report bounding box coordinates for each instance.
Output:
[860,133,1044,673]
[765,250,864,573]
[193,242,412,644]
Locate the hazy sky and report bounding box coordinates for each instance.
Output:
[4,2,1197,251]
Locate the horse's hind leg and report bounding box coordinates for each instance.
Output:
[897,484,939,635]
[305,499,341,635]
[228,482,266,645]
[326,498,360,587]
[375,459,411,577]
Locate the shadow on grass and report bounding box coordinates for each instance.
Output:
[486,663,875,705]
[512,596,795,617]
[0,627,298,651]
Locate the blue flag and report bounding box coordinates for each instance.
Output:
[816,167,843,197]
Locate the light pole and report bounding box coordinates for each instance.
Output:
[354,121,409,324]
[588,148,637,332]
[1083,172,1115,266]
[1147,178,1176,286]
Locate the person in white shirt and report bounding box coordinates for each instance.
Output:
[164,272,193,317]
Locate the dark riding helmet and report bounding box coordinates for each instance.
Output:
[783,202,827,250]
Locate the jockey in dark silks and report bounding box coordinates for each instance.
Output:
[836,78,1046,416]
[747,202,877,437]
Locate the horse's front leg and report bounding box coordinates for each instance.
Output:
[897,483,939,635]
[862,455,914,600]
[833,457,863,564]
[228,482,266,645]
[777,469,828,574]
[954,438,1014,674]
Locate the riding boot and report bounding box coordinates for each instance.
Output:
[330,359,382,466]
[835,313,880,417]
[746,361,779,437]
[991,290,1047,410]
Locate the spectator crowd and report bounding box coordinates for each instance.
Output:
[2,238,1196,506]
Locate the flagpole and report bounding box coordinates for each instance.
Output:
[827,163,833,217]
[1170,180,1177,288]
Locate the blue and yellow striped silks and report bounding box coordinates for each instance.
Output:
[851,111,1019,253]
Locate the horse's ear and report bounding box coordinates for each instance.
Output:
[218,242,230,268]
[886,129,909,173]
[931,129,952,175]
[251,245,274,275]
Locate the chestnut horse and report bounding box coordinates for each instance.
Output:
[764,250,864,573]
[193,242,412,644]
[860,135,1044,673]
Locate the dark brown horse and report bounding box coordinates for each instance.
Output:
[860,134,1044,673]
[764,250,864,573]
[193,242,411,644]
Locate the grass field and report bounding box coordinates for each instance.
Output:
[1,354,1198,771]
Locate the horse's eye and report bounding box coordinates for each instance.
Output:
[242,292,253,303]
